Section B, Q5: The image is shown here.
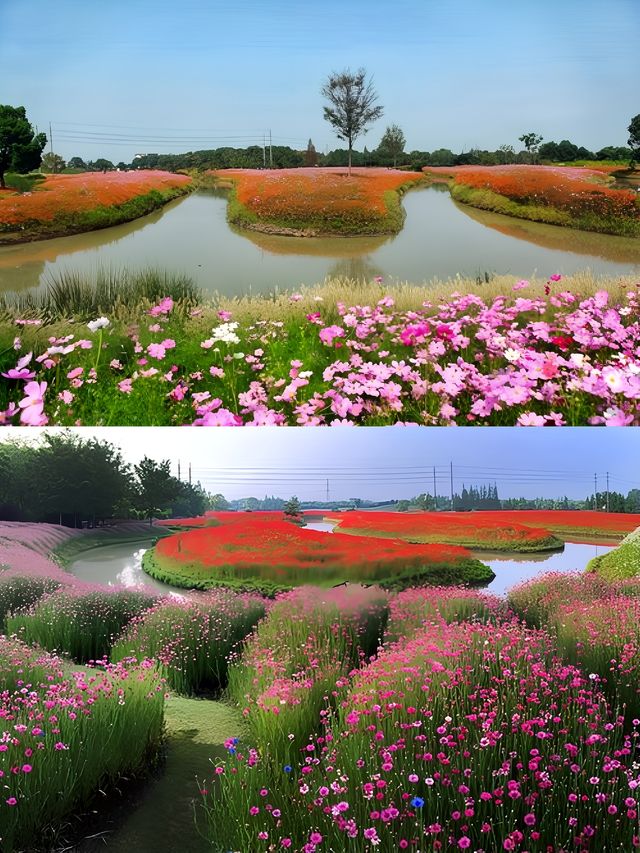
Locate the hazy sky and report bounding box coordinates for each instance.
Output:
[2,427,638,502]
[2,0,638,163]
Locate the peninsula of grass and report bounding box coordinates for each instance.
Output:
[322,510,564,552]
[0,171,192,245]
[486,510,640,544]
[424,164,640,237]
[587,527,640,580]
[211,167,427,236]
[141,516,494,593]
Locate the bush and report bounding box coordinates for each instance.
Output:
[0,574,63,630]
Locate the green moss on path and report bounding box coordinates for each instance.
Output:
[76,698,244,852]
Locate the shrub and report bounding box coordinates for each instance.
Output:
[0,574,62,630]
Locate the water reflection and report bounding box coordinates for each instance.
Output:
[1,186,639,298]
[69,540,175,593]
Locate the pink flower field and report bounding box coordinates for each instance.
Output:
[1,275,640,426]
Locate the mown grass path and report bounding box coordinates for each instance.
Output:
[76,698,242,852]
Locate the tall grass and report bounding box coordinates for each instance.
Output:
[0,267,202,321]
[227,586,389,764]
[111,590,267,695]
[0,636,165,853]
[7,587,158,661]
[0,573,63,630]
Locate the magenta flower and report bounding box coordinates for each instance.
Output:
[18,381,47,426]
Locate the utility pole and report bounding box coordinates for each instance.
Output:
[189,463,192,486]
[450,462,454,511]
[49,122,53,156]
[326,478,330,502]
[269,129,273,169]
[594,473,598,511]
[178,461,181,481]
[606,471,610,513]
[262,134,266,168]
[433,465,437,509]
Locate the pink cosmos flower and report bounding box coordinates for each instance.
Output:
[2,352,36,380]
[118,379,133,394]
[18,381,47,426]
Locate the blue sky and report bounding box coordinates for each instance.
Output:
[2,427,639,502]
[1,0,638,163]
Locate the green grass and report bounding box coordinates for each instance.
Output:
[587,527,640,580]
[50,528,170,568]
[3,172,46,193]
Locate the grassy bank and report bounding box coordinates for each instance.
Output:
[51,527,168,568]
[587,527,640,579]
[214,167,427,236]
[423,164,640,237]
[0,171,193,245]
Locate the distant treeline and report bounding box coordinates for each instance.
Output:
[64,141,634,175]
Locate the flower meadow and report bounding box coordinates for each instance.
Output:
[424,165,640,236]
[217,167,426,235]
[323,510,562,552]
[0,170,191,231]
[145,514,491,592]
[3,513,640,849]
[2,275,640,426]
[204,598,640,852]
[0,636,165,852]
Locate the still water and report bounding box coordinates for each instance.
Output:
[68,538,175,593]
[2,186,639,297]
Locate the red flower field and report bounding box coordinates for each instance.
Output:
[317,509,640,547]
[0,170,192,225]
[149,514,490,589]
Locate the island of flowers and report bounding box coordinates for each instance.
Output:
[2,273,639,426]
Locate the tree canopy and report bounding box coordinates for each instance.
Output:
[0,104,47,188]
[629,114,640,163]
[377,124,406,167]
[321,68,383,174]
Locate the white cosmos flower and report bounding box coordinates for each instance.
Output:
[504,348,520,363]
[87,317,110,332]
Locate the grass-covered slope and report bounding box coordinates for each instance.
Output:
[587,526,640,580]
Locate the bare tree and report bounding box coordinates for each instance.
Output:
[321,68,383,175]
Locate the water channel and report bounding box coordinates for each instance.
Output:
[68,528,615,597]
[2,185,639,297]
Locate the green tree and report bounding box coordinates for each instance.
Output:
[518,132,543,163]
[304,139,318,167]
[497,144,516,164]
[628,114,640,164]
[209,493,229,511]
[0,105,47,188]
[283,496,302,520]
[40,152,66,173]
[377,124,405,167]
[91,158,115,172]
[68,156,87,170]
[134,457,180,524]
[321,68,383,175]
[396,499,411,512]
[34,433,131,525]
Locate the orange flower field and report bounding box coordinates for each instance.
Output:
[423,164,639,226]
[0,170,192,225]
[213,167,426,234]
